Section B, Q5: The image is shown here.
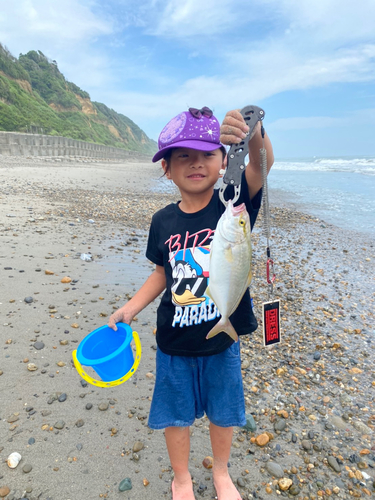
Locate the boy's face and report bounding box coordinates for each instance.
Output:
[162,147,224,198]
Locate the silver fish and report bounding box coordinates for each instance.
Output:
[206,200,252,342]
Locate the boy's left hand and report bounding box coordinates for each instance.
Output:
[220,109,260,145]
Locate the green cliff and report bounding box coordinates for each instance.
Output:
[0,44,156,155]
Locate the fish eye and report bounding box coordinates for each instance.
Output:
[239,218,245,227]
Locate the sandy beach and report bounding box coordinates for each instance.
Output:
[0,155,374,500]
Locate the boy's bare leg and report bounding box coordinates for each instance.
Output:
[210,423,242,500]
[165,426,195,500]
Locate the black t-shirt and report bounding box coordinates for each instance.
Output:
[146,173,262,356]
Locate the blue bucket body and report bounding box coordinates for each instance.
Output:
[77,323,134,382]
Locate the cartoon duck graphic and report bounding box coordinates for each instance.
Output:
[170,247,210,306]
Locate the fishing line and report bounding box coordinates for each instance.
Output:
[260,125,281,348]
[260,124,275,298]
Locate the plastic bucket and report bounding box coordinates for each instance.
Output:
[72,323,141,387]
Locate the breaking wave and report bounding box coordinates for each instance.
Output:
[274,156,375,175]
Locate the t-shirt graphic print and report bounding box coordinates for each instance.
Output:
[169,243,220,329]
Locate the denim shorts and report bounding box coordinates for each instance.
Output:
[148,342,246,429]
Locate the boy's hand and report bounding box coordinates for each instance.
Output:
[108,305,133,331]
[220,109,260,145]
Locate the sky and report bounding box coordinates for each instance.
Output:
[0,0,374,157]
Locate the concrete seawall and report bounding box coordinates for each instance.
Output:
[0,131,151,160]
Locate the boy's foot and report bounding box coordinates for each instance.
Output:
[213,471,242,500]
[171,478,196,500]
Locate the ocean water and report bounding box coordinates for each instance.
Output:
[268,156,375,236]
[152,155,375,237]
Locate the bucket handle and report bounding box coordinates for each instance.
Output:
[72,330,142,388]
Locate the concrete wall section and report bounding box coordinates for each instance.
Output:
[0,131,147,159]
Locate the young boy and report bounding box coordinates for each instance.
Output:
[108,107,274,500]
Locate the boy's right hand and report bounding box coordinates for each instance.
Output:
[220,109,250,145]
[108,306,133,331]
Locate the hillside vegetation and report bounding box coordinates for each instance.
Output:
[0,44,156,154]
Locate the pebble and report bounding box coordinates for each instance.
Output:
[58,393,67,402]
[327,456,341,473]
[352,420,372,434]
[86,403,93,410]
[278,478,293,491]
[274,419,287,432]
[24,296,33,303]
[7,414,19,423]
[289,485,301,495]
[133,441,144,452]
[255,433,270,446]
[330,416,348,430]
[301,439,313,450]
[54,420,65,430]
[242,414,257,432]
[265,461,284,478]
[119,478,132,492]
[237,477,246,487]
[98,402,109,411]
[241,358,250,369]
[202,456,213,469]
[22,464,32,473]
[33,341,45,350]
[7,452,21,468]
[0,487,10,498]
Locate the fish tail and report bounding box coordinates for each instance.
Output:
[206,319,239,342]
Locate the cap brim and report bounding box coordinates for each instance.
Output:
[152,140,224,163]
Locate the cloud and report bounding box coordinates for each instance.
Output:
[0,0,114,55]
[273,0,375,46]
[123,0,375,125]
[105,40,375,128]
[254,44,375,91]
[145,0,247,37]
[0,0,374,151]
[268,108,375,131]
[0,1,117,91]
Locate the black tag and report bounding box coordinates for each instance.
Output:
[262,300,281,347]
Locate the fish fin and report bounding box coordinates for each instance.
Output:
[206,318,239,342]
[246,269,252,288]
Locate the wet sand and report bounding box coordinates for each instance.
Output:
[0,155,374,499]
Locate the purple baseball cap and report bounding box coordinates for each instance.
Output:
[152,107,224,163]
